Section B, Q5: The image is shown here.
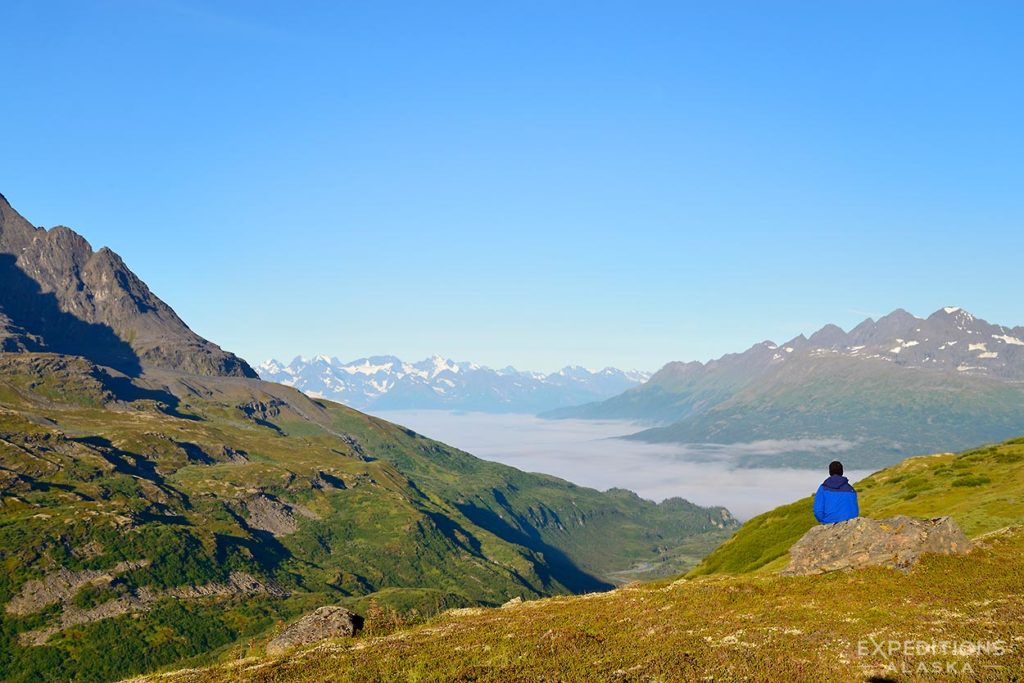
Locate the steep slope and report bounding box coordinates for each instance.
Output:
[549,308,1024,468]
[257,355,648,414]
[0,193,255,378]
[689,436,1024,576]
[134,492,1024,681]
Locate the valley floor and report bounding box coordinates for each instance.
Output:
[133,527,1024,682]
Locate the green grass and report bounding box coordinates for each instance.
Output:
[124,438,1024,682]
[132,526,1024,683]
[689,436,1024,577]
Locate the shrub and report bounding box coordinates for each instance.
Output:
[952,475,991,488]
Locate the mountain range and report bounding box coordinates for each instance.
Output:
[257,355,649,413]
[0,193,734,683]
[546,307,1024,468]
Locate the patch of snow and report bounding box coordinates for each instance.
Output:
[993,334,1024,346]
[369,379,393,394]
[944,306,961,314]
[341,361,395,375]
[784,347,794,353]
[890,340,919,354]
[258,360,284,374]
[969,343,988,352]
[428,355,458,378]
[978,352,999,359]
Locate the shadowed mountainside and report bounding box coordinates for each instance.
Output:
[0,193,255,378]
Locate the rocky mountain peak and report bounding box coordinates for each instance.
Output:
[807,323,847,348]
[0,193,256,378]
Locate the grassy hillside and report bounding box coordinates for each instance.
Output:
[132,526,1024,682]
[0,353,734,683]
[130,438,1024,683]
[689,436,1024,576]
[633,357,1024,468]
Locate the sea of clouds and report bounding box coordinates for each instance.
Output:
[373,410,875,521]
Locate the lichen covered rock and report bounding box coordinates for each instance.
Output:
[266,606,363,655]
[783,515,971,576]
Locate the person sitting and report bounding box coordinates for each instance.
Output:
[813,460,859,524]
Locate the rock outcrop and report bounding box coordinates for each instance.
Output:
[243,493,320,536]
[166,571,288,600]
[266,606,363,655]
[783,515,972,576]
[0,192,256,378]
[4,561,149,616]
[11,568,286,646]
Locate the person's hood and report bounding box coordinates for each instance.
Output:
[822,475,853,490]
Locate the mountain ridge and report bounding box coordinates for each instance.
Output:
[258,354,649,413]
[0,194,256,379]
[546,307,1024,467]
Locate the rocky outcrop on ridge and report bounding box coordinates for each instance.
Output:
[783,515,972,576]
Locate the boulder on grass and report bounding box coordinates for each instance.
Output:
[266,606,363,655]
[783,515,971,576]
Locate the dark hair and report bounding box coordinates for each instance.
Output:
[829,460,844,476]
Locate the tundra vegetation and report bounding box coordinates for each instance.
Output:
[134,438,1024,682]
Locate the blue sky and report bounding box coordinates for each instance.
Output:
[3,1,1022,372]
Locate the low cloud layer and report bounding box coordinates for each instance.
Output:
[373,410,875,521]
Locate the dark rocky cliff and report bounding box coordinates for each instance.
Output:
[0,192,256,377]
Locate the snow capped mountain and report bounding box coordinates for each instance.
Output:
[770,306,1024,378]
[547,307,1024,468]
[257,355,650,413]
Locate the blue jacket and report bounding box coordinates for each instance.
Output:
[813,475,859,524]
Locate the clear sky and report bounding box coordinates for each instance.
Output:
[3,1,1022,373]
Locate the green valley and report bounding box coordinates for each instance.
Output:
[0,353,734,683]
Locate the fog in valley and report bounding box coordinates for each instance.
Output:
[372,410,875,521]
